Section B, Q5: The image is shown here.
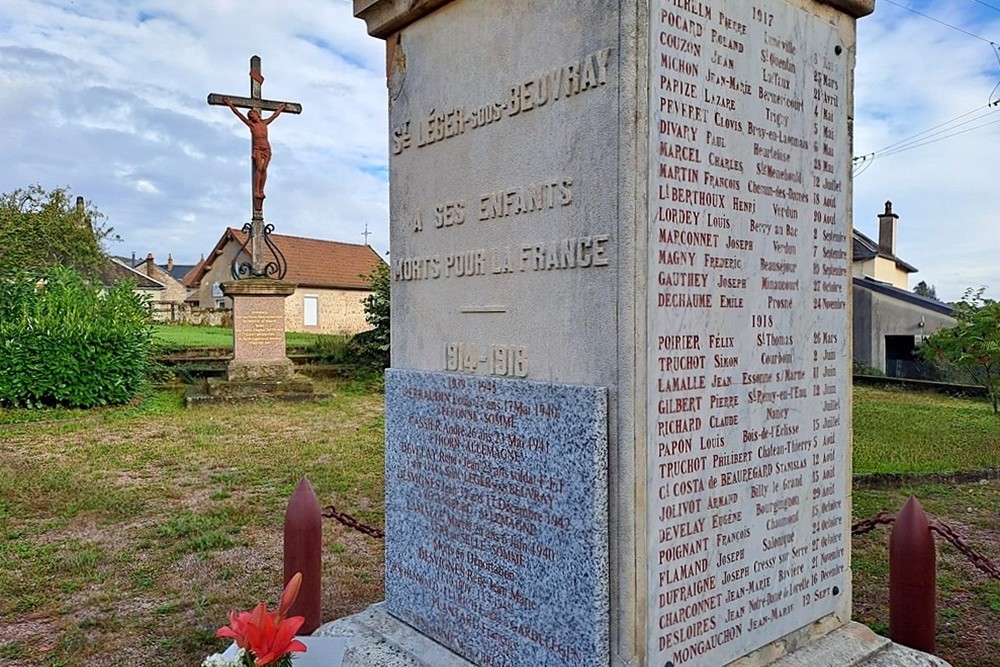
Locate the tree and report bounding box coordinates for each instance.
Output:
[0,185,117,276]
[913,280,938,300]
[352,262,390,368]
[920,287,1000,413]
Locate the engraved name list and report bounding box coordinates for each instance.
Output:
[647,2,850,665]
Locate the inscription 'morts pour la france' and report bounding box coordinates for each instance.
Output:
[647,1,849,665]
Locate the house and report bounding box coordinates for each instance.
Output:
[130,253,193,320]
[98,258,167,300]
[851,201,955,376]
[185,228,385,335]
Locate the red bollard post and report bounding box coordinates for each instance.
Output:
[889,496,936,654]
[284,476,322,634]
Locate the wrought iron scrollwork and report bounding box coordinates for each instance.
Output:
[231,220,288,280]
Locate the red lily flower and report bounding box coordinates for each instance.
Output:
[216,609,253,649]
[215,573,308,666]
[276,572,302,620]
[246,609,307,665]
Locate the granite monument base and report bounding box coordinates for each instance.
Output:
[223,278,296,368]
[315,608,950,667]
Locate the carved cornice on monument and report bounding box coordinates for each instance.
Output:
[820,0,876,17]
[355,0,876,38]
[220,279,296,297]
[354,0,454,38]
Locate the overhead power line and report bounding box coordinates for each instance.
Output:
[966,0,1000,16]
[854,1,1000,173]
[853,101,1000,172]
[883,0,997,44]
[879,115,1000,158]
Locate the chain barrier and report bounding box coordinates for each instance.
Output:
[321,504,384,539]
[322,501,999,579]
[851,512,1000,581]
[930,520,1000,580]
[851,512,896,536]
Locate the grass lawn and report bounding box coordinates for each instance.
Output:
[852,386,1000,667]
[0,383,997,665]
[0,379,385,666]
[853,385,1000,473]
[152,324,328,352]
[852,480,1000,667]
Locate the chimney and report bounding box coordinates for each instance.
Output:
[145,252,155,276]
[878,200,898,256]
[167,254,174,271]
[75,196,96,237]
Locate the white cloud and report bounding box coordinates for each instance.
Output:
[0,0,390,263]
[2,1,998,301]
[855,2,1000,301]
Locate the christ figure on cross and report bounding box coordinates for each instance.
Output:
[224,98,287,210]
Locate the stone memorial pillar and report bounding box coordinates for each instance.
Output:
[320,1,949,665]
[222,278,297,382]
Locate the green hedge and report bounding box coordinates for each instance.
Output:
[0,267,153,407]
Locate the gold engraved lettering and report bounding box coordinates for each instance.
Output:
[240,312,283,347]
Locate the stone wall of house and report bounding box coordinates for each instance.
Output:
[853,284,956,372]
[285,287,371,335]
[852,255,910,290]
[137,256,190,304]
[197,244,242,308]
[149,301,231,326]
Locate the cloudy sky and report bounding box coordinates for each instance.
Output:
[1,0,998,301]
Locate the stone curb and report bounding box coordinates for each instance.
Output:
[853,468,1000,489]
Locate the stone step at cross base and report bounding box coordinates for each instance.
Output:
[183,373,327,407]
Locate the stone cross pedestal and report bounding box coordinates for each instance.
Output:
[318,0,951,666]
[223,278,297,382]
[185,276,320,406]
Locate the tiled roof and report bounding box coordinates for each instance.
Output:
[187,228,385,290]
[166,264,197,281]
[181,261,204,288]
[99,259,166,290]
[852,229,917,273]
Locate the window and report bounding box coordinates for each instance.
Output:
[304,295,319,327]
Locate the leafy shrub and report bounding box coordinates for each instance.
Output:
[351,262,390,369]
[852,360,885,377]
[0,267,153,407]
[309,334,352,363]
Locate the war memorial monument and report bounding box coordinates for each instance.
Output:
[317,1,951,665]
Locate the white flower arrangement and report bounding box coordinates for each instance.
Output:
[201,644,245,667]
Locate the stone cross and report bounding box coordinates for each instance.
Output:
[208,55,302,277]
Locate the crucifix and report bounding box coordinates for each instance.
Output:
[208,55,302,278]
